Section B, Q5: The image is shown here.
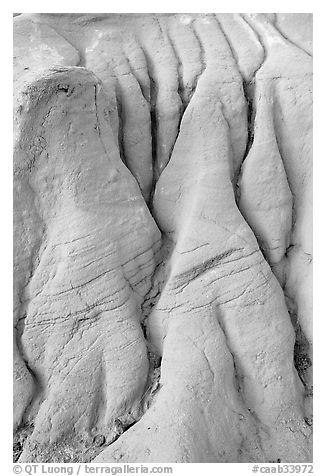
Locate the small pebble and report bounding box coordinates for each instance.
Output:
[114,419,124,435]
[13,442,22,452]
[305,417,313,426]
[93,434,106,447]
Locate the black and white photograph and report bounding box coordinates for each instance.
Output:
[10,6,316,474]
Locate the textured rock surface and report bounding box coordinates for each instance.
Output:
[13,13,313,463]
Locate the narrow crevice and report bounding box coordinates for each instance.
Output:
[165,26,185,111]
[284,294,312,391]
[13,422,35,462]
[187,19,207,103]
[146,19,184,186]
[148,17,208,186]
[96,239,173,453]
[239,14,267,79]
[235,79,255,203]
[135,237,177,425]
[92,332,163,458]
[87,346,162,462]
[212,15,253,188]
[138,18,208,216]
[139,349,162,413]
[164,113,183,174]
[294,328,312,388]
[234,15,268,202]
[124,41,151,106]
[148,77,158,202]
[242,81,256,160]
[137,46,159,215]
[109,83,127,167]
[141,235,173,325]
[214,15,240,71]
[160,26,190,175]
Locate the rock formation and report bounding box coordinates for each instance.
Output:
[13,13,313,463]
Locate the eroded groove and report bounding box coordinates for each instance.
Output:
[234,15,267,200]
[152,17,209,186]
[239,14,267,79]
[214,15,240,72]
[125,56,150,106]
[272,20,312,58]
[114,84,127,167]
[235,79,255,202]
[188,19,207,101]
[133,43,159,210]
[165,25,185,110]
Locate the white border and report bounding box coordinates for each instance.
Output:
[3,5,323,475]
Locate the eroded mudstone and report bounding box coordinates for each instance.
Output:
[13,13,312,463]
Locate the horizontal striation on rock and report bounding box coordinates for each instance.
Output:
[13,13,312,463]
